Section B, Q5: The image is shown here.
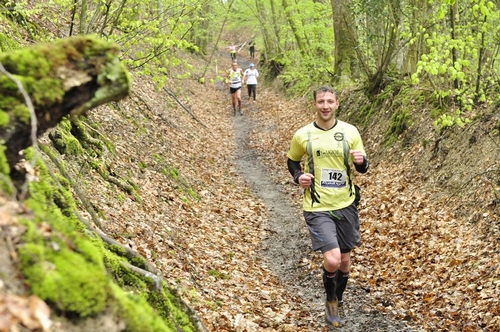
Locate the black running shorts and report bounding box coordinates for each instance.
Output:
[229,86,241,94]
[303,204,361,253]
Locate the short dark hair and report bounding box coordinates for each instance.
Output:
[313,86,336,100]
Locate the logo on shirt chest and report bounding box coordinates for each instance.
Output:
[315,149,343,158]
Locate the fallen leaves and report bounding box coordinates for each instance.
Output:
[20,54,498,331]
[245,88,500,330]
[0,291,52,332]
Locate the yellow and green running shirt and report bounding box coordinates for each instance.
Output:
[228,68,243,88]
[287,120,366,212]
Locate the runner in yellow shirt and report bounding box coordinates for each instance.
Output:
[287,86,369,327]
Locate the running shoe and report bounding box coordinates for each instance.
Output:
[338,300,346,319]
[325,298,345,326]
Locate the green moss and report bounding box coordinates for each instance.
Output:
[187,188,198,200]
[69,118,105,156]
[12,104,30,124]
[48,119,84,156]
[0,94,24,120]
[103,252,147,288]
[22,147,84,234]
[16,149,197,328]
[111,284,176,332]
[0,110,9,128]
[208,270,229,280]
[0,145,11,201]
[147,288,195,332]
[152,153,163,162]
[0,51,65,108]
[0,31,21,52]
[19,243,109,317]
[27,77,65,105]
[0,145,9,176]
[385,109,413,146]
[0,36,126,126]
[169,167,179,180]
[104,255,195,331]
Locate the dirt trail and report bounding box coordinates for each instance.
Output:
[230,57,417,332]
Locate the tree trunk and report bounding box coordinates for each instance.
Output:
[331,0,360,81]
[402,0,428,75]
[0,35,130,189]
[366,0,401,93]
[282,0,308,55]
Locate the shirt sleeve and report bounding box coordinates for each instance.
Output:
[287,158,303,183]
[287,134,304,162]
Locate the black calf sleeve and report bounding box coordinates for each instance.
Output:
[336,270,349,302]
[322,266,338,301]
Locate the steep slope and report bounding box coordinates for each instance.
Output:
[2,42,499,332]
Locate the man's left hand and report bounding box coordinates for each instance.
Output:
[350,150,365,165]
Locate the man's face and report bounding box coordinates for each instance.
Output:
[313,91,338,122]
[232,63,238,70]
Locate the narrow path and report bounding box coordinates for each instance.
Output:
[230,56,417,332]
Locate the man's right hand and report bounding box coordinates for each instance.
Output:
[298,173,314,189]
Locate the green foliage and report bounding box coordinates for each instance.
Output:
[269,1,335,96]
[433,111,470,133]
[408,0,500,129]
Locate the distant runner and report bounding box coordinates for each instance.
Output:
[244,63,259,102]
[229,43,237,60]
[227,61,245,116]
[249,41,255,59]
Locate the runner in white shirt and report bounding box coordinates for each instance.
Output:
[244,63,259,102]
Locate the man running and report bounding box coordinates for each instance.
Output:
[229,43,237,60]
[286,86,369,327]
[249,41,255,59]
[227,61,245,116]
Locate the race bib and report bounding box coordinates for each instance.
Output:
[319,168,347,188]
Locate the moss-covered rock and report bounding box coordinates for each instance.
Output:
[19,243,110,317]
[7,144,200,331]
[0,35,130,191]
